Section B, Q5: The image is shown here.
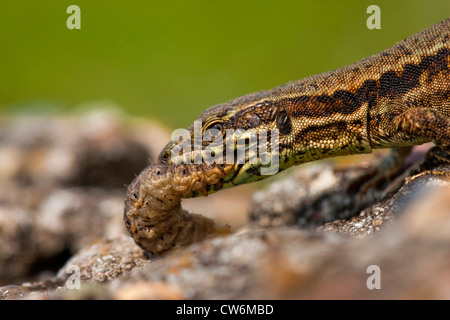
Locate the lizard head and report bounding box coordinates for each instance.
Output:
[158,91,295,191]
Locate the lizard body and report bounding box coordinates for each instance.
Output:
[125,18,450,254]
[159,18,450,190]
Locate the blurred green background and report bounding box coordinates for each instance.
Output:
[0,0,448,129]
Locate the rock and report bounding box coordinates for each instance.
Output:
[248,160,377,228]
[35,188,127,253]
[56,235,148,284]
[1,106,450,299]
[0,207,38,284]
[105,177,450,299]
[104,228,343,299]
[0,285,27,300]
[319,163,450,237]
[250,163,347,227]
[30,180,447,300]
[0,108,251,286]
[0,110,151,189]
[249,145,430,230]
[0,109,151,285]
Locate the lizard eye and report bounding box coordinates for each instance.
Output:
[276,111,292,135]
[203,122,224,141]
[159,148,170,163]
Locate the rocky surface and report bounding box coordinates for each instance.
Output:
[0,108,147,285]
[0,108,250,287]
[0,107,449,299]
[249,145,431,230]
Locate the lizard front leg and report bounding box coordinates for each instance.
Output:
[393,107,450,167]
[348,107,450,194]
[392,108,450,149]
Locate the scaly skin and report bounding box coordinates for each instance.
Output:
[124,163,234,254]
[125,18,450,254]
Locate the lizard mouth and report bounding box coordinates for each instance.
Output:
[157,130,280,190]
[125,126,281,254]
[123,162,232,254]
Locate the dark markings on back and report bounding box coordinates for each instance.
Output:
[287,48,449,118]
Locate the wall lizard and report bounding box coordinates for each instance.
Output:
[158,17,450,191]
[125,18,450,254]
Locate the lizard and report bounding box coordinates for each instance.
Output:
[124,18,450,255]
